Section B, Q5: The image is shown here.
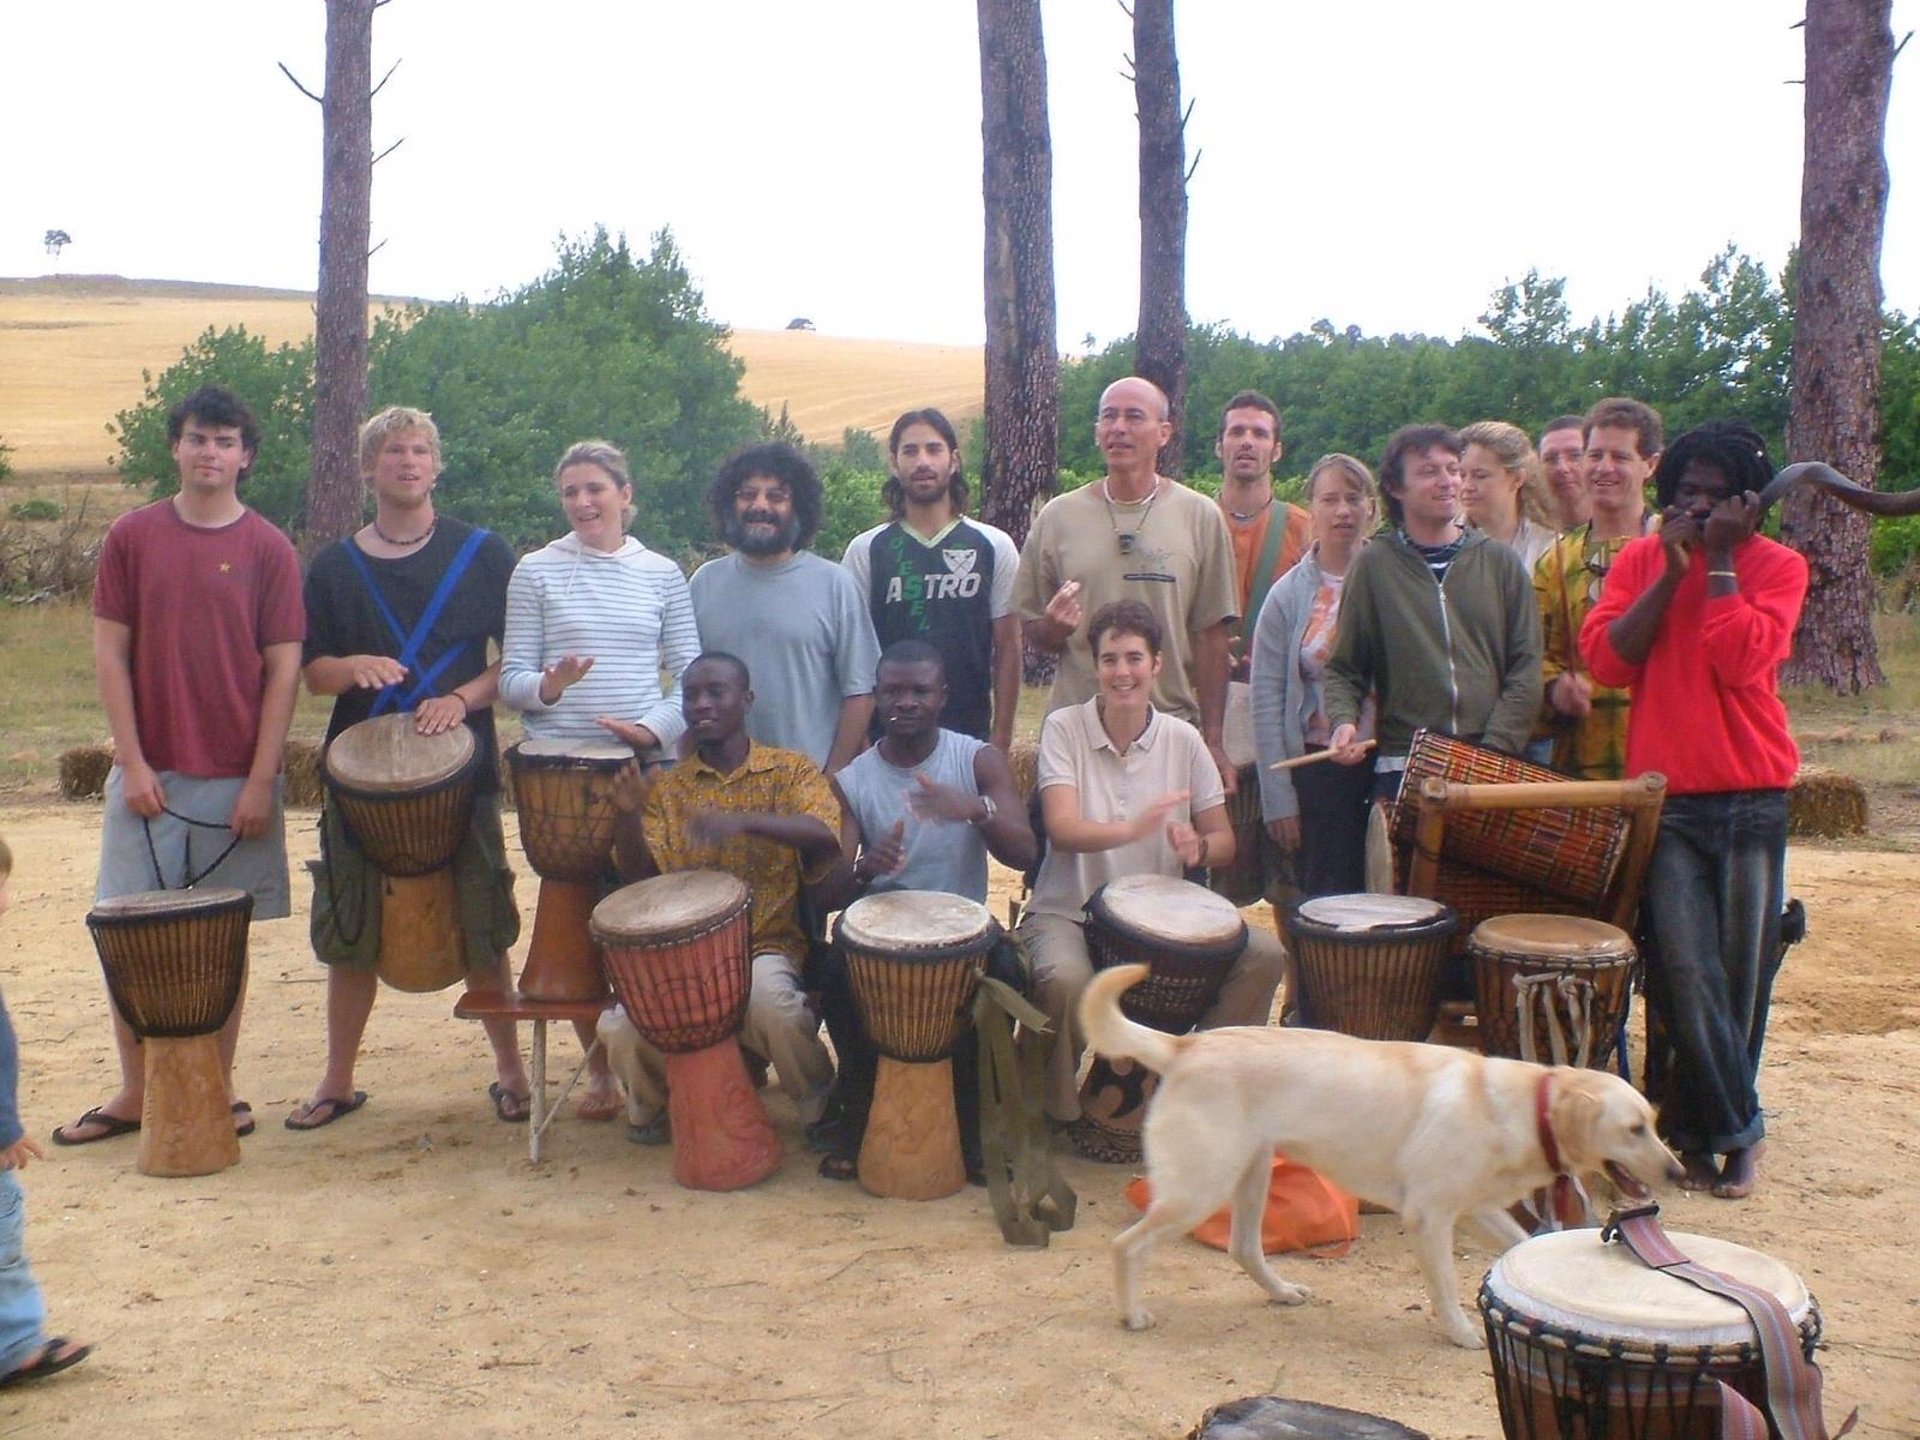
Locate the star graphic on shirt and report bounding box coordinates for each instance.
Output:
[219,562,232,573]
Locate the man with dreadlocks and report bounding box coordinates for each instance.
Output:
[1581,419,1807,1201]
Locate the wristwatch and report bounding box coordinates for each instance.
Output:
[971,794,997,827]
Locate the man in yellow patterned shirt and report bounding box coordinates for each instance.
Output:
[1534,398,1662,778]
[600,653,842,1143]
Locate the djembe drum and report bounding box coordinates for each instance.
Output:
[1469,915,1636,1070]
[1208,680,1269,906]
[87,887,252,1178]
[839,891,999,1201]
[1480,1227,1821,1439]
[1282,894,1458,1040]
[1077,875,1247,1164]
[591,871,781,1191]
[506,738,636,1002]
[324,712,478,992]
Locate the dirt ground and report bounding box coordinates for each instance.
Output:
[0,800,1913,1439]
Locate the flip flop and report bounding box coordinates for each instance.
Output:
[50,1107,140,1147]
[575,1090,621,1122]
[232,1101,256,1139]
[0,1338,91,1389]
[284,1091,368,1131]
[817,1152,858,1182]
[488,1082,530,1124]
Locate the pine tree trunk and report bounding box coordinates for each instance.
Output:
[305,0,377,549]
[1133,0,1188,478]
[1781,0,1892,691]
[976,0,1058,553]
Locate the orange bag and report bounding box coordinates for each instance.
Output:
[1124,1150,1359,1257]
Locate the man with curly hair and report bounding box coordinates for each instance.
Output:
[690,443,880,774]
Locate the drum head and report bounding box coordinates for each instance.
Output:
[89,887,250,920]
[326,713,475,791]
[1222,680,1257,769]
[511,738,635,765]
[1092,875,1243,948]
[1485,1228,1811,1350]
[839,891,994,953]
[592,870,748,943]
[1470,913,1633,957]
[1297,893,1450,932]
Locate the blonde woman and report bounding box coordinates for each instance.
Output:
[1459,420,1558,574]
[1248,454,1380,898]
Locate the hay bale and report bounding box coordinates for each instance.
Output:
[1007,739,1039,805]
[58,744,113,800]
[283,739,325,808]
[1789,765,1868,838]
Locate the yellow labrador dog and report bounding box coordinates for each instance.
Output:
[1082,964,1682,1348]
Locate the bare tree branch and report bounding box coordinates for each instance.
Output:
[369,58,402,99]
[372,136,405,166]
[1180,96,1194,131]
[279,61,323,104]
[1184,147,1202,184]
[367,238,388,260]
[1894,28,1912,59]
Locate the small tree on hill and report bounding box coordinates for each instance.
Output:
[43,230,71,268]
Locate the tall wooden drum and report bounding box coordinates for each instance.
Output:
[507,738,635,1002]
[1283,894,1458,1040]
[1077,875,1247,1164]
[591,871,781,1191]
[324,712,477,992]
[1208,681,1268,906]
[87,887,252,1178]
[1480,1228,1820,1439]
[839,892,998,1201]
[1468,915,1635,1069]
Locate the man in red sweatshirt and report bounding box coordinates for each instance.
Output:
[1580,420,1806,1202]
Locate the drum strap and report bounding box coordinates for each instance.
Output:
[343,528,491,715]
[972,973,1076,1248]
[1604,1206,1858,1440]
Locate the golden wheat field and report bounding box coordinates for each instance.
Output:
[0,275,983,478]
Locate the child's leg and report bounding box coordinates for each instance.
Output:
[0,1171,47,1374]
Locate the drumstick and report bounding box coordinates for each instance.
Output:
[1269,739,1376,771]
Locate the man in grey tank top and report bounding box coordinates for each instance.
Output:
[815,641,1034,1179]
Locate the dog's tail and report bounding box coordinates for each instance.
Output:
[1078,964,1180,1074]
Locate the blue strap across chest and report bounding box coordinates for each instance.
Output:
[342,528,490,715]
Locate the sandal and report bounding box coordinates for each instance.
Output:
[232,1101,256,1138]
[50,1107,140,1147]
[0,1338,91,1389]
[488,1083,531,1124]
[817,1152,858,1182]
[285,1091,368,1131]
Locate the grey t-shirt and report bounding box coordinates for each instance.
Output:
[834,729,989,902]
[689,550,881,768]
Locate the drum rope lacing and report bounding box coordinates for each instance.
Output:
[142,807,244,891]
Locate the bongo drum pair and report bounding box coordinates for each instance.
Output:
[508,738,639,1003]
[1480,1227,1821,1439]
[1467,915,1636,1070]
[838,892,999,1201]
[1076,875,1246,1164]
[324,713,479,993]
[1281,894,1458,1041]
[592,871,781,1192]
[87,887,251,1178]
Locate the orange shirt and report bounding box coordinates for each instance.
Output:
[1223,499,1312,622]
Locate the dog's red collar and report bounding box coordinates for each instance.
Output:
[1535,1072,1566,1174]
[1534,1072,1586,1227]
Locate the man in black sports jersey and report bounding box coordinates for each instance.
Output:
[839,409,1022,752]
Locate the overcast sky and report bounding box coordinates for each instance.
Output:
[3,1,1914,348]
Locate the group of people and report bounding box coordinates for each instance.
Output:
[12,370,1804,1372]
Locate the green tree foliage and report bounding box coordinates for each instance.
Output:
[368,227,761,554]
[112,228,760,557]
[1060,247,1913,497]
[110,326,316,522]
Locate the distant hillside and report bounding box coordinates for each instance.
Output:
[0,275,984,477]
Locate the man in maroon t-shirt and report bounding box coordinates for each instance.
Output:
[52,386,305,1148]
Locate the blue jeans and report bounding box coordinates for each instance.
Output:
[0,1169,48,1374]
[1641,790,1788,1155]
